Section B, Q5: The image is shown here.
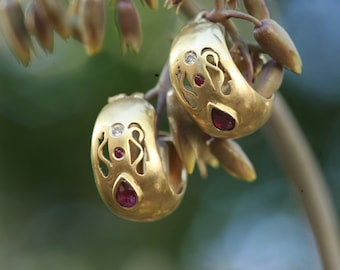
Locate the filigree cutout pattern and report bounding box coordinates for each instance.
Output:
[128,123,146,175]
[95,122,148,178]
[176,47,233,109]
[91,94,187,221]
[97,131,111,177]
[169,19,274,139]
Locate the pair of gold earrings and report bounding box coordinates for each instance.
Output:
[91,10,301,222]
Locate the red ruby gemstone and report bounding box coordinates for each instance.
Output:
[115,181,137,208]
[211,108,236,131]
[114,147,125,159]
[194,74,205,87]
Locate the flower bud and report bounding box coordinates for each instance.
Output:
[0,0,31,65]
[141,0,158,10]
[167,89,256,181]
[167,90,218,175]
[67,0,82,41]
[254,19,302,74]
[116,0,142,53]
[164,0,185,13]
[25,1,54,53]
[227,0,237,10]
[255,59,284,98]
[209,138,256,181]
[77,0,106,55]
[243,0,270,20]
[39,0,70,39]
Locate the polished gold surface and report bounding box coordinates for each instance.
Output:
[167,89,256,181]
[91,93,187,221]
[169,16,274,139]
[167,89,218,176]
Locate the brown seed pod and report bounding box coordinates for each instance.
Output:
[67,0,83,42]
[167,90,218,176]
[116,0,142,53]
[25,1,54,53]
[0,0,31,65]
[77,0,106,55]
[255,59,284,99]
[164,0,184,13]
[141,0,158,10]
[209,138,256,182]
[226,0,238,10]
[39,0,70,39]
[254,19,302,74]
[167,90,255,181]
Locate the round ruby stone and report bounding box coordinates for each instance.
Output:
[211,108,236,131]
[194,75,205,87]
[114,147,125,159]
[115,181,137,208]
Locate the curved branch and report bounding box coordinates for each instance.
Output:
[264,94,340,270]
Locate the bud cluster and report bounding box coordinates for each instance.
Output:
[0,0,150,65]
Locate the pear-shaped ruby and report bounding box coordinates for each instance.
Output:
[211,108,236,131]
[115,181,137,208]
[194,74,205,87]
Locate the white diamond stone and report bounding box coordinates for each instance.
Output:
[184,51,197,65]
[110,123,124,137]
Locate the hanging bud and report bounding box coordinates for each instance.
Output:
[39,0,70,39]
[254,19,302,74]
[68,0,82,41]
[77,0,106,55]
[243,0,270,20]
[226,0,237,10]
[0,0,31,65]
[116,0,142,53]
[164,0,185,13]
[25,1,54,53]
[251,50,265,78]
[167,90,255,181]
[141,0,158,10]
[255,59,284,98]
[167,90,218,176]
[209,138,256,181]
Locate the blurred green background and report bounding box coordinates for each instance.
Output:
[0,1,339,269]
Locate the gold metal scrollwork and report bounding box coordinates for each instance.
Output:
[169,16,274,139]
[91,93,187,221]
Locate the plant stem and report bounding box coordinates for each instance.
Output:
[219,19,254,83]
[214,0,225,11]
[144,63,171,132]
[264,94,340,270]
[206,9,262,27]
[179,1,340,269]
